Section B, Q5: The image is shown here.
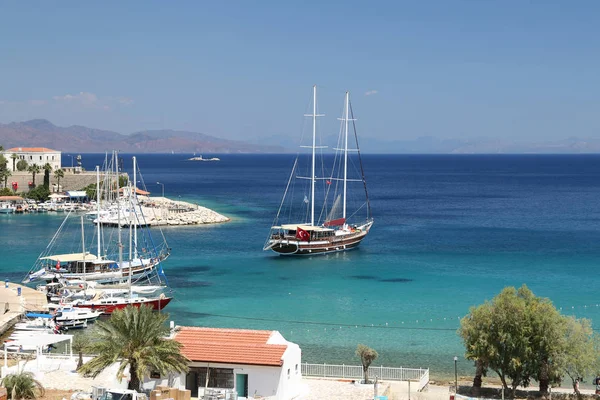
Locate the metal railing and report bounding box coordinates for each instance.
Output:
[301,363,429,391]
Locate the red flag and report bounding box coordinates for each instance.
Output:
[56,260,61,270]
[326,180,331,185]
[295,227,310,241]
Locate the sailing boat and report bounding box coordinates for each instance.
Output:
[264,86,373,255]
[24,155,170,288]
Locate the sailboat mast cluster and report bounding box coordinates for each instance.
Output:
[23,152,172,314]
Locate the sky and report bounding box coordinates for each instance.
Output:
[0,1,599,143]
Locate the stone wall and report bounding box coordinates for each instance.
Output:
[2,171,97,193]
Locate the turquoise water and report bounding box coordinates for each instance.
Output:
[2,154,600,379]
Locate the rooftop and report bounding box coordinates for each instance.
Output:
[6,147,60,153]
[174,326,288,367]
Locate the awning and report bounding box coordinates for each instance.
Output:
[119,187,151,195]
[5,333,73,347]
[66,191,87,198]
[49,194,68,199]
[40,253,98,262]
[0,196,24,202]
[25,313,53,319]
[279,224,333,232]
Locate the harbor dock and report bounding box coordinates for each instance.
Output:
[0,282,47,335]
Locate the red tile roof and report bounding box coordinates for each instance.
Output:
[174,327,288,367]
[7,147,59,153]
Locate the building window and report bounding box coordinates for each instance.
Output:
[188,367,234,389]
[287,368,290,379]
[29,156,32,160]
[40,156,42,160]
[296,364,299,374]
[52,156,55,160]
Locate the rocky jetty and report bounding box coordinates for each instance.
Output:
[138,197,229,226]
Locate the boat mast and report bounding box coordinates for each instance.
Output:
[343,91,349,221]
[311,85,316,227]
[128,180,133,263]
[96,165,101,258]
[117,152,123,283]
[133,156,138,259]
[80,215,86,280]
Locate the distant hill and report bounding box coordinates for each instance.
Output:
[2,119,599,154]
[0,119,286,153]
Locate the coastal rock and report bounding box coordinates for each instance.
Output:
[137,197,230,227]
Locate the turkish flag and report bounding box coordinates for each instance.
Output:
[295,227,310,241]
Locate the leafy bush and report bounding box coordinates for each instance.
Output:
[25,186,50,202]
[16,160,28,171]
[1,370,45,399]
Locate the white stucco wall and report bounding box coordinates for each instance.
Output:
[3,150,62,172]
[144,357,302,400]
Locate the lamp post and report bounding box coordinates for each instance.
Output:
[156,182,165,198]
[454,356,458,393]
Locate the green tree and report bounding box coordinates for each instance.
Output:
[42,163,52,189]
[1,370,45,399]
[11,153,18,171]
[53,168,64,193]
[78,305,189,391]
[523,290,566,394]
[0,188,13,196]
[119,175,128,188]
[459,285,600,398]
[356,344,378,384]
[0,169,11,188]
[460,286,538,396]
[562,317,600,394]
[25,186,50,202]
[73,333,92,370]
[82,183,97,200]
[0,154,8,171]
[16,160,28,171]
[26,164,41,187]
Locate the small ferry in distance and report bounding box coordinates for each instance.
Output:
[187,155,220,162]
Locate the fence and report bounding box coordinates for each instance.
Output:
[301,363,430,391]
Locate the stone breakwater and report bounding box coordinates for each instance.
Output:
[139,197,230,226]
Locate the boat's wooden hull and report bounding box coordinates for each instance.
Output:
[267,229,369,256]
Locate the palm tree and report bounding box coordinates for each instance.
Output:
[1,370,45,399]
[78,305,189,391]
[42,163,52,189]
[26,164,41,187]
[72,332,91,370]
[356,344,378,384]
[53,168,64,193]
[0,169,12,188]
[11,153,17,171]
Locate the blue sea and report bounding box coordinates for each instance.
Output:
[2,153,600,379]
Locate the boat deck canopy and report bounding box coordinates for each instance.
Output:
[278,224,334,232]
[40,253,98,262]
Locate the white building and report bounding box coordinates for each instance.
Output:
[143,326,303,400]
[3,147,61,172]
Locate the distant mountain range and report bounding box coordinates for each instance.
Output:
[0,119,286,153]
[1,119,599,154]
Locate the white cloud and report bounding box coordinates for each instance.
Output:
[28,100,47,106]
[365,90,378,96]
[53,91,98,106]
[117,97,134,106]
